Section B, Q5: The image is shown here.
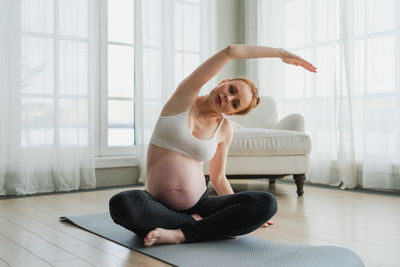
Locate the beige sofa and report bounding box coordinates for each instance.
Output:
[204,96,311,196]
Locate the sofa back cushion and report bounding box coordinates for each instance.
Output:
[228,96,277,129]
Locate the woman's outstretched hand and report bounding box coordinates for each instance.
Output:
[261,220,275,228]
[280,49,317,73]
[230,220,274,240]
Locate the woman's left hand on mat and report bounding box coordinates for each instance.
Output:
[261,220,275,228]
[191,214,202,221]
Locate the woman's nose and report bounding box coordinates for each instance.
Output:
[224,94,232,102]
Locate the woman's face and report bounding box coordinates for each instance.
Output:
[211,80,253,115]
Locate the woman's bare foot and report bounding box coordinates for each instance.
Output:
[144,228,186,247]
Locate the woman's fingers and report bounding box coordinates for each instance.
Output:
[302,63,317,73]
[266,220,275,225]
[297,58,317,73]
[295,60,316,72]
[304,61,317,72]
[191,214,202,221]
[260,220,275,228]
[282,51,317,73]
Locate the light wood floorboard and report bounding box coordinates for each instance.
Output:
[0,233,51,266]
[0,180,399,267]
[0,258,10,267]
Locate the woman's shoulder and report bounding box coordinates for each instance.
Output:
[223,118,234,133]
[160,94,199,117]
[218,118,234,144]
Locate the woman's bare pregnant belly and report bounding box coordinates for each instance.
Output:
[145,144,207,211]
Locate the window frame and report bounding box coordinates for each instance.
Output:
[97,0,212,157]
[280,0,400,161]
[19,0,95,157]
[10,0,215,162]
[98,0,136,156]
[281,0,400,103]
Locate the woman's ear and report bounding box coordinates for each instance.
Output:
[218,78,230,85]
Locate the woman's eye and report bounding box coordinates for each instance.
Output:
[229,86,233,94]
[232,102,237,109]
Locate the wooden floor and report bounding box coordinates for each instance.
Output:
[0,180,399,267]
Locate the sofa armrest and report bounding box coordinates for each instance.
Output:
[271,113,304,131]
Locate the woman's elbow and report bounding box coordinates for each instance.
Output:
[210,174,226,185]
[224,45,238,59]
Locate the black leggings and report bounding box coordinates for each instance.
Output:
[109,189,278,243]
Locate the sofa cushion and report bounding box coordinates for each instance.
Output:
[229,128,311,156]
[230,120,246,129]
[228,96,278,129]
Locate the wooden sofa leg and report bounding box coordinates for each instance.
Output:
[269,179,276,184]
[293,174,306,196]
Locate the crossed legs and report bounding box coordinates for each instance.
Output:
[109,189,278,246]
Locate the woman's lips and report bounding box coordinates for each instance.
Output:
[217,95,221,106]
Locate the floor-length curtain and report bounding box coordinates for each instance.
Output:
[0,0,97,195]
[135,0,174,185]
[247,0,400,190]
[135,0,214,184]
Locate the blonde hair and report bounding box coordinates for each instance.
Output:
[229,77,261,115]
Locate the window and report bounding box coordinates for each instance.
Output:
[281,0,400,160]
[20,0,91,151]
[174,1,201,88]
[15,0,212,157]
[100,0,135,156]
[99,0,209,156]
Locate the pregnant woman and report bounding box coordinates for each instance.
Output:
[109,45,316,247]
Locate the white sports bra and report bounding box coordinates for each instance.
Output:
[149,109,225,162]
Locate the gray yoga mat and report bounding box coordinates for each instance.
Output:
[60,212,364,267]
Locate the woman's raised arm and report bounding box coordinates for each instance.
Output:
[175,45,286,97]
[163,45,316,114]
[229,45,316,72]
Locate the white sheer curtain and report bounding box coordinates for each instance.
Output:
[0,0,97,195]
[247,0,400,190]
[135,0,215,184]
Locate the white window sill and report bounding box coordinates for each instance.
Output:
[95,156,139,169]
